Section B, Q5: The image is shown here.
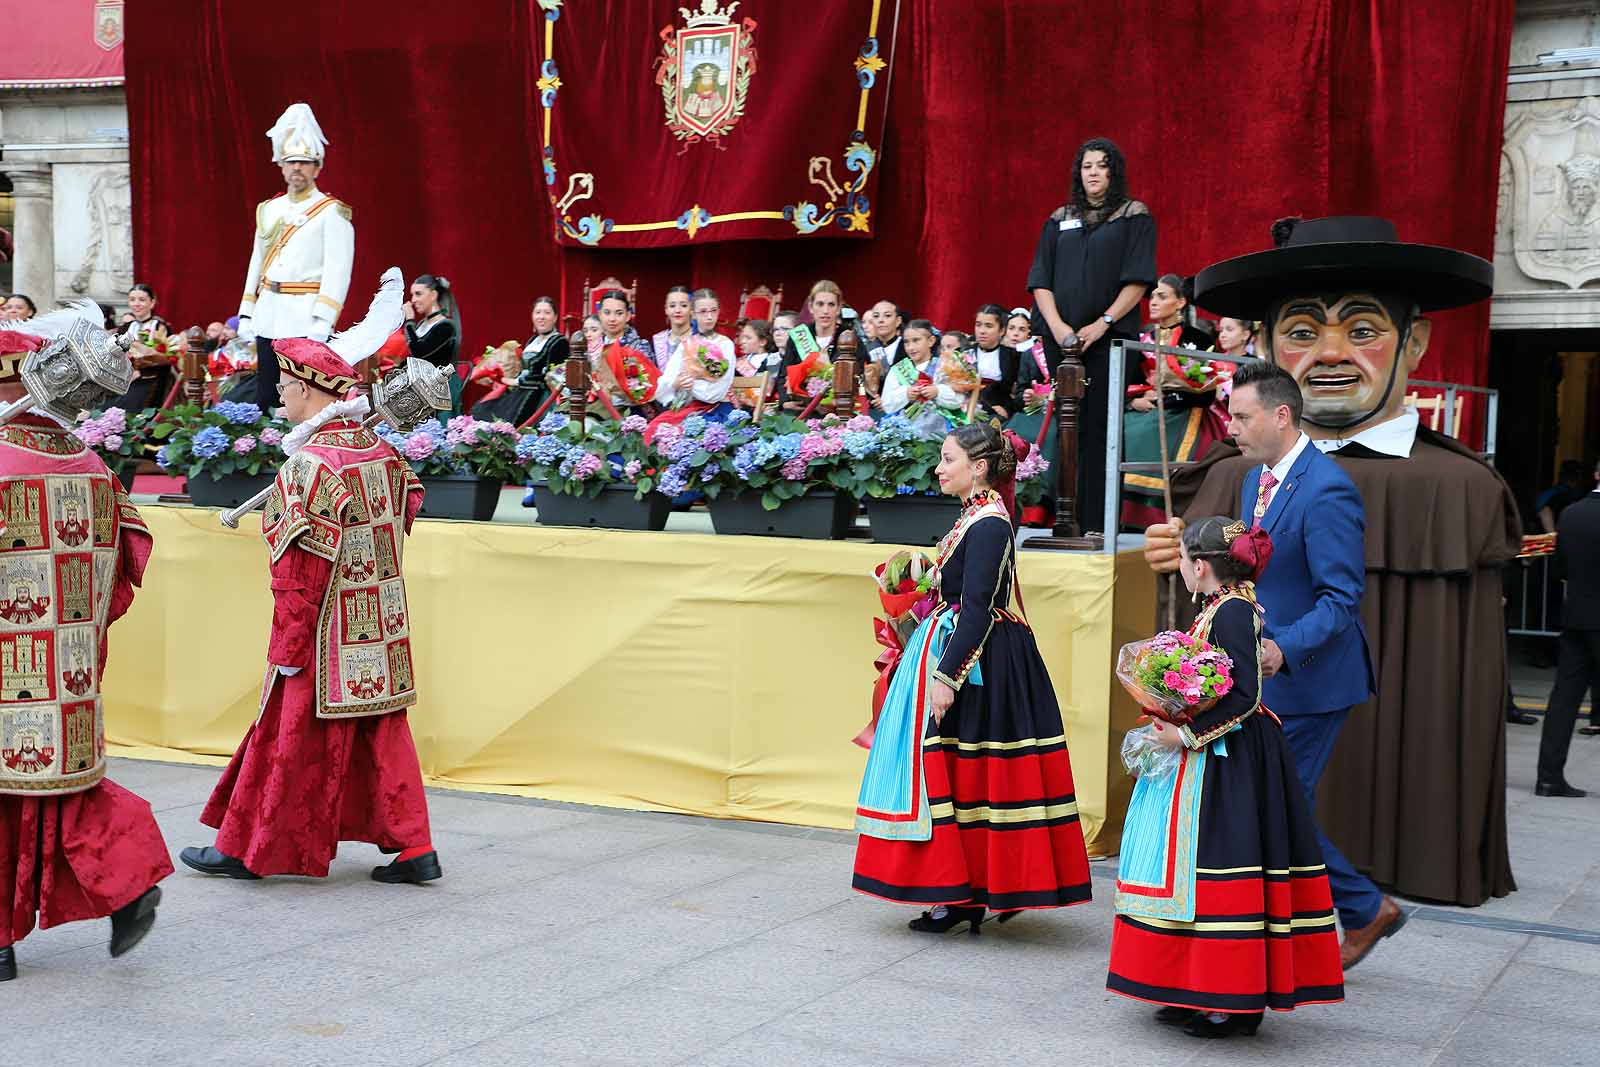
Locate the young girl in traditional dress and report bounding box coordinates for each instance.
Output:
[1107,516,1344,1038]
[854,423,1092,932]
[779,281,844,411]
[731,318,780,413]
[649,289,735,437]
[878,319,963,435]
[973,303,1020,420]
[651,286,694,370]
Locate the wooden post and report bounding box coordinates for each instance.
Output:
[1025,337,1102,551]
[359,354,380,398]
[832,328,859,418]
[564,349,589,433]
[181,326,207,406]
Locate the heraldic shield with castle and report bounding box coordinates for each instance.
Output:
[657,1,758,146]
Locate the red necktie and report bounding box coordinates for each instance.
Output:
[1253,470,1278,528]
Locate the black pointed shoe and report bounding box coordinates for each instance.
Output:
[1155,1006,1197,1027]
[1535,780,1587,798]
[109,886,161,958]
[907,905,985,936]
[0,946,14,982]
[371,851,442,884]
[179,845,261,879]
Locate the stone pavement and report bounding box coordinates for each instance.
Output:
[5,721,1598,1067]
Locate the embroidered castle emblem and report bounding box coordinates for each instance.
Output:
[655,0,758,147]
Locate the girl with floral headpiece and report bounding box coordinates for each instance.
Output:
[1107,515,1344,1038]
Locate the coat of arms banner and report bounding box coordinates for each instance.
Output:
[536,0,900,248]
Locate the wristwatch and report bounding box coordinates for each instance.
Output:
[1101,314,1115,325]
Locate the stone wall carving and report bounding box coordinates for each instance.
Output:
[51,163,132,303]
[1504,95,1600,289]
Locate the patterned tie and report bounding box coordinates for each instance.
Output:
[1253,470,1278,528]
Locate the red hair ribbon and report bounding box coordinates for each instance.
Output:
[1228,526,1274,580]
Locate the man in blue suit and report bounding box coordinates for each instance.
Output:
[1148,360,1397,965]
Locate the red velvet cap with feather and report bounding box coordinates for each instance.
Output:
[273,267,405,396]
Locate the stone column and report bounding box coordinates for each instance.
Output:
[1,165,55,307]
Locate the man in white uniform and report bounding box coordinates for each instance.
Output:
[238,102,355,410]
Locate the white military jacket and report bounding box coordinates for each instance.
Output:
[238,185,354,340]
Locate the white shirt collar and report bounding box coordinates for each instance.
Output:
[1312,408,1419,459]
[1267,432,1311,486]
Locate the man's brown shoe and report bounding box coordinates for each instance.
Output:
[1340,895,1407,970]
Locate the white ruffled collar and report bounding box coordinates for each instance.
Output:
[283,395,371,456]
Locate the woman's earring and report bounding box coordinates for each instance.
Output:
[1191,588,1200,605]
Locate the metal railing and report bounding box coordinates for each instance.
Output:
[1507,554,1563,639]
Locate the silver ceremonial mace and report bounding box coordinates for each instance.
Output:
[219,358,453,528]
[0,320,136,429]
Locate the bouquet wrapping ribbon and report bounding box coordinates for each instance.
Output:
[853,616,904,749]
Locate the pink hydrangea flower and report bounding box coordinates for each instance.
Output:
[402,434,437,461]
[76,424,106,447]
[623,459,642,480]
[573,453,603,480]
[103,434,123,451]
[845,414,875,432]
[781,456,807,480]
[655,423,684,446]
[233,436,257,454]
[259,428,284,446]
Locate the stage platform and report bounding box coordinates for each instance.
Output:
[103,504,1155,854]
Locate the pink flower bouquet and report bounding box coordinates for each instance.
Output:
[1115,630,1234,726]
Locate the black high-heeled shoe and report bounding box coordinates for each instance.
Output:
[994,909,1023,925]
[0,946,15,982]
[1154,1006,1196,1027]
[907,905,984,936]
[1183,1011,1262,1039]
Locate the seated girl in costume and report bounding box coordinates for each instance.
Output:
[1005,307,1056,455]
[649,288,735,439]
[1107,516,1343,1039]
[879,319,964,437]
[651,286,694,370]
[973,303,1020,421]
[1120,274,1230,530]
[732,318,781,412]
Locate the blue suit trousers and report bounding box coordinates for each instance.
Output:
[1279,709,1384,931]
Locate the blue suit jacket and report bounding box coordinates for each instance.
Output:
[1241,442,1375,715]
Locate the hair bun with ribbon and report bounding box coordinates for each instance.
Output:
[1227,526,1274,581]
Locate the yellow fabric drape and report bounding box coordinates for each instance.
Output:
[104,507,1153,854]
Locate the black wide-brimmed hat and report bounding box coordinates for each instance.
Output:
[1194,216,1493,319]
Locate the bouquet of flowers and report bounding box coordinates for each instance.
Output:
[856,549,940,748]
[594,342,660,406]
[1023,381,1054,416]
[148,401,289,479]
[938,346,981,394]
[1014,447,1053,509]
[515,411,662,501]
[1153,353,1229,394]
[785,352,833,406]
[1115,630,1234,726]
[129,324,182,370]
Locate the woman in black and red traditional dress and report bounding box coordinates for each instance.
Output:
[853,422,1092,933]
[1107,516,1343,1037]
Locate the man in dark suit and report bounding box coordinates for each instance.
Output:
[1147,361,1396,962]
[1535,460,1600,797]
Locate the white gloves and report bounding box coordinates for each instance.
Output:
[237,316,256,344]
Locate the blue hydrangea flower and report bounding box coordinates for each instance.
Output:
[657,461,692,498]
[191,426,231,460]
[539,412,570,434]
[703,462,720,478]
[212,401,264,425]
[666,437,699,462]
[682,415,707,437]
[529,435,567,465]
[155,445,173,471]
[725,409,752,427]
[772,433,804,461]
[515,434,541,462]
[842,431,878,459]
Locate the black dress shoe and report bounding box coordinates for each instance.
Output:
[1579,725,1600,737]
[179,845,261,879]
[0,946,14,982]
[371,851,442,884]
[109,886,160,958]
[1535,780,1588,798]
[907,905,984,936]
[1506,707,1539,725]
[1184,1011,1262,1038]
[1154,1006,1197,1026]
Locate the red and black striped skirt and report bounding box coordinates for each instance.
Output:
[853,619,1093,911]
[1107,713,1344,1013]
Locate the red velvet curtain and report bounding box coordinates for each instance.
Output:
[129,0,1512,385]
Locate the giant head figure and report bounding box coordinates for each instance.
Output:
[1194,217,1493,435]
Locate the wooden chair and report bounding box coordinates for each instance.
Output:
[568,276,638,333]
[963,385,982,422]
[737,284,783,323]
[1406,391,1465,435]
[730,370,773,422]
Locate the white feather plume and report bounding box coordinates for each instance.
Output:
[267,101,328,163]
[328,267,405,365]
[0,300,103,339]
